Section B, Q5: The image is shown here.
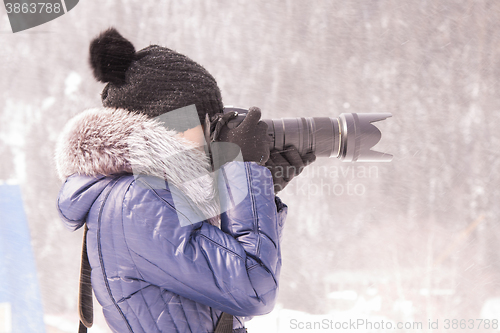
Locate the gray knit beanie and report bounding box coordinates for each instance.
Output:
[89,27,223,130]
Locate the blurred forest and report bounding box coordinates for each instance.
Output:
[2,0,500,332]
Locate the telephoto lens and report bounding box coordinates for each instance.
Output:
[223,107,392,162]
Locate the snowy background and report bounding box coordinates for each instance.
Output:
[1,1,500,332]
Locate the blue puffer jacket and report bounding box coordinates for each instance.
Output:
[55,108,286,333]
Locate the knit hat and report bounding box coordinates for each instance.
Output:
[89,27,223,130]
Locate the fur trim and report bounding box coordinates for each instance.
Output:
[55,108,220,225]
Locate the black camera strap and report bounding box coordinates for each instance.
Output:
[214,312,234,333]
[78,224,93,333]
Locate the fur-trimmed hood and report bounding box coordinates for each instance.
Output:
[55,107,220,224]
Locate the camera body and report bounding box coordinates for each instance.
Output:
[223,107,392,162]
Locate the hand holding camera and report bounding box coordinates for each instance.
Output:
[212,107,271,166]
[210,105,392,195]
[266,146,316,194]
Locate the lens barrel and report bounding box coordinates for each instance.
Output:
[223,107,392,162]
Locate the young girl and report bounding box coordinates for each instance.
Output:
[55,28,312,333]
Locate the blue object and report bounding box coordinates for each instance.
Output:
[57,162,286,333]
[0,183,46,333]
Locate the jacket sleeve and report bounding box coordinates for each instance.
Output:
[124,161,287,317]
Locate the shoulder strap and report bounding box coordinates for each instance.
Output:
[78,224,93,333]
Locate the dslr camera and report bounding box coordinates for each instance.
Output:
[221,107,392,162]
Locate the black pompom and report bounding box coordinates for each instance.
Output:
[89,28,136,84]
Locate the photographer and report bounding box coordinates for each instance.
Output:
[55,28,314,333]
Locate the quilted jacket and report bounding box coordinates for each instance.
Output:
[55,108,286,332]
